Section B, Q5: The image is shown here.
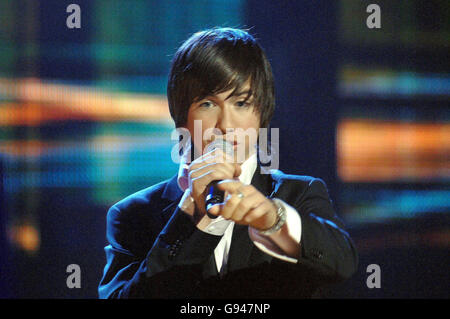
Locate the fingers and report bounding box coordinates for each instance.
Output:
[187,149,242,215]
[209,182,276,229]
[219,185,256,221]
[241,200,278,230]
[216,179,243,193]
[189,165,235,198]
[191,149,241,177]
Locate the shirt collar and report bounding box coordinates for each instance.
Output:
[238,152,257,185]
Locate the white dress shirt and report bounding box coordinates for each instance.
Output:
[178,151,302,273]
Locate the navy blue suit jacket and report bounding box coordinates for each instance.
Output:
[98,167,358,298]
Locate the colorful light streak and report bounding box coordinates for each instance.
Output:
[0,77,171,125]
[337,119,450,182]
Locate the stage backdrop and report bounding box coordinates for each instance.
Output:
[0,0,448,298]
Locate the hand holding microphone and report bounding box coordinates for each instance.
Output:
[204,139,236,218]
[183,138,241,221]
[180,139,281,233]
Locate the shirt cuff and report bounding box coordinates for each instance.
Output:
[199,216,233,236]
[248,198,302,263]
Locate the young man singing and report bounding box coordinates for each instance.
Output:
[98,27,358,298]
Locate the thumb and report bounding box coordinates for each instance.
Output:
[206,203,224,217]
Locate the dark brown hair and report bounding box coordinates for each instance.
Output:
[167,27,275,128]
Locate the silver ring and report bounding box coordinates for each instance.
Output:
[237,191,244,199]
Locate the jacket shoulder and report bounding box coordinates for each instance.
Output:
[268,169,329,206]
[270,169,325,187]
[106,177,176,235]
[111,179,170,213]
[270,169,315,183]
[105,178,175,255]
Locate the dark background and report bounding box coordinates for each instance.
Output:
[0,0,448,298]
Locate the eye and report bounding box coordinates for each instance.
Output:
[236,100,251,108]
[199,101,214,108]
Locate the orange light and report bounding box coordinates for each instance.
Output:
[0,77,171,126]
[337,119,450,182]
[8,222,41,254]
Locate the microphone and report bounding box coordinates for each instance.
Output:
[204,139,235,219]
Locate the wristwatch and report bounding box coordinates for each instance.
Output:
[258,198,287,235]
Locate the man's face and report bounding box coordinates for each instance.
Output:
[185,81,260,162]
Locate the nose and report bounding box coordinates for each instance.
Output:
[216,105,234,134]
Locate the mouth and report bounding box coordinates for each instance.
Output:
[207,137,238,146]
[227,140,240,150]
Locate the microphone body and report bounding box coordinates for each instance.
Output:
[204,139,235,219]
[205,181,224,218]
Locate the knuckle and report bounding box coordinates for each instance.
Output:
[210,170,224,179]
[228,196,239,206]
[239,202,250,211]
[221,210,231,219]
[244,213,254,223]
[191,179,198,189]
[191,178,203,190]
[188,170,196,179]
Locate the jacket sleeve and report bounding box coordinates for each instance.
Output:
[98,204,222,298]
[272,176,358,283]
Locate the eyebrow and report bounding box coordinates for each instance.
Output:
[225,90,253,100]
[196,90,253,103]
